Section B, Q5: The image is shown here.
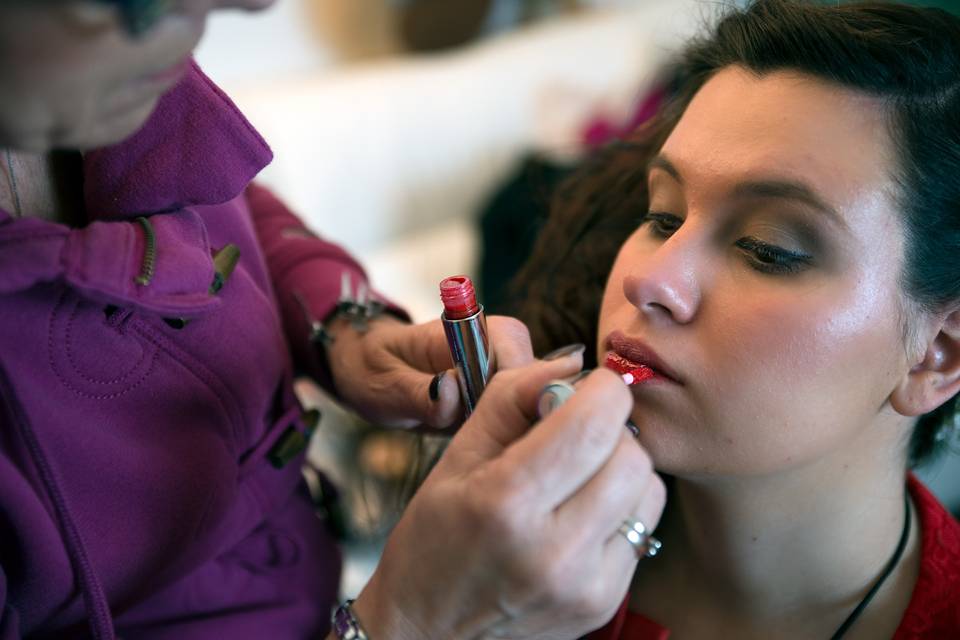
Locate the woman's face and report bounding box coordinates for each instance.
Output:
[0,0,273,151]
[597,66,917,477]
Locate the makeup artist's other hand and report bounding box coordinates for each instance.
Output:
[325,314,534,429]
[349,358,666,640]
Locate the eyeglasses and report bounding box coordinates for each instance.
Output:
[104,0,174,37]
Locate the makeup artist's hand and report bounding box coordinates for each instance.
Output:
[325,314,535,429]
[347,355,667,640]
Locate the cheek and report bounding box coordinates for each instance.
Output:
[700,279,905,469]
[726,278,901,391]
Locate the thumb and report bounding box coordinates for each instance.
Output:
[410,366,463,430]
[441,352,583,472]
[365,363,461,430]
[487,315,535,370]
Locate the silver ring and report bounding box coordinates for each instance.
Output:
[617,519,662,559]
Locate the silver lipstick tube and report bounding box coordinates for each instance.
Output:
[538,369,641,438]
[442,306,494,416]
[537,370,591,418]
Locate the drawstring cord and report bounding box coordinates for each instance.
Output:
[0,358,115,639]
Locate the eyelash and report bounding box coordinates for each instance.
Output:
[640,212,814,275]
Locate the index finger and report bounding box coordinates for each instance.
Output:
[490,368,633,510]
[441,354,584,472]
[486,315,535,369]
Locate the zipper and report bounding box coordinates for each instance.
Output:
[133,216,156,286]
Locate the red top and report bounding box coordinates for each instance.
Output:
[587,475,960,640]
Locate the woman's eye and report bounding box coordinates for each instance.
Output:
[735,236,813,275]
[642,212,683,238]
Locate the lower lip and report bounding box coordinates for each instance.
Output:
[603,352,676,386]
[628,371,674,385]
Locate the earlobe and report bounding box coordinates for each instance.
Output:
[890,309,960,417]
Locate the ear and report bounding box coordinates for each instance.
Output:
[890,308,960,417]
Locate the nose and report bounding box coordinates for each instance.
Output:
[621,235,702,325]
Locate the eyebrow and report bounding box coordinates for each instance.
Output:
[648,154,684,184]
[647,153,848,232]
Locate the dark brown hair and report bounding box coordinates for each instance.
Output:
[510,0,960,466]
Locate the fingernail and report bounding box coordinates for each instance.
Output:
[429,372,445,402]
[543,343,586,361]
[625,420,640,439]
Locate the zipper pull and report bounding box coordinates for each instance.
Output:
[164,244,241,329]
[133,216,157,286]
[209,243,240,294]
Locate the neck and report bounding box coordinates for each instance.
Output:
[633,416,921,636]
[1,149,86,226]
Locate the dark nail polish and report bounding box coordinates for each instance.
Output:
[625,420,641,439]
[429,372,445,401]
[543,343,586,361]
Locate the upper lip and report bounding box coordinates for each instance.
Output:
[606,330,683,384]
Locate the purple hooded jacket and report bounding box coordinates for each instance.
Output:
[0,62,380,639]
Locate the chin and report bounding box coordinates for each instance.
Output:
[63,99,160,151]
[632,417,748,478]
[631,424,687,473]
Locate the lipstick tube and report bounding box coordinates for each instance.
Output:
[537,370,591,419]
[439,275,494,416]
[538,369,641,438]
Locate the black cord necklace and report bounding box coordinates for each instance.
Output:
[829,493,912,639]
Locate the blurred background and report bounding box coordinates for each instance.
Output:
[194,0,708,319]
[193,0,960,599]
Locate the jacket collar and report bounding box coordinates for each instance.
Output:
[81,58,273,220]
[0,61,269,312]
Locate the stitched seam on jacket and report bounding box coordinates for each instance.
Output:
[130,320,245,451]
[64,304,149,386]
[48,293,157,400]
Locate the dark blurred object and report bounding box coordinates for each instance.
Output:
[398,0,586,53]
[900,1,960,15]
[307,0,404,61]
[478,156,573,313]
[399,0,494,52]
[479,79,672,316]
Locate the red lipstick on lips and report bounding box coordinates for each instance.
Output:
[603,331,681,385]
[605,353,655,385]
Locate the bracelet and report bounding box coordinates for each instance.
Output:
[332,599,370,640]
[293,271,394,396]
[295,271,387,348]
